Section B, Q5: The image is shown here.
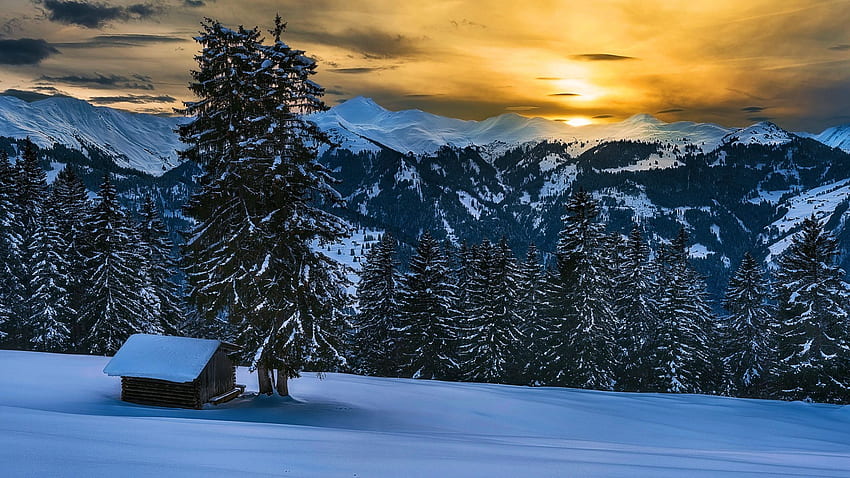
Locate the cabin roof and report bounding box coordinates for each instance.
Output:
[103,334,236,382]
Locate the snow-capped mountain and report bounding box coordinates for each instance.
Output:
[812,124,850,152]
[312,96,734,157]
[7,93,850,299]
[0,95,184,175]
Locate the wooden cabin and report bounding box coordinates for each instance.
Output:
[103,334,245,409]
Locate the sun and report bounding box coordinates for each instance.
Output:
[565,117,592,127]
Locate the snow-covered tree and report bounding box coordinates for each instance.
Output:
[649,227,716,394]
[0,151,21,344]
[397,231,458,380]
[459,238,524,384]
[79,175,150,355]
[774,216,850,403]
[516,243,545,384]
[354,232,402,376]
[8,139,47,347]
[180,17,349,395]
[614,224,658,392]
[49,167,90,350]
[721,252,776,398]
[137,195,181,335]
[26,196,72,351]
[541,190,617,390]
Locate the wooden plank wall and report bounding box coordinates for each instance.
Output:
[121,377,202,409]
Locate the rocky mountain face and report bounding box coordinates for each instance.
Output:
[4,94,850,299]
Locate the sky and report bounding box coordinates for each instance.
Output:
[1,0,849,131]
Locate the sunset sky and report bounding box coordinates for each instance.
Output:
[1,0,849,131]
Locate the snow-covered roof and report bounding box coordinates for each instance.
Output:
[103,334,229,382]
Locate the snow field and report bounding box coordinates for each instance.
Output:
[2,350,850,477]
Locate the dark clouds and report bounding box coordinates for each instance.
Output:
[570,53,636,61]
[656,108,684,114]
[295,28,422,59]
[40,73,154,90]
[0,38,58,64]
[548,92,580,96]
[329,66,397,74]
[829,44,850,51]
[741,106,767,113]
[592,114,614,119]
[53,34,187,48]
[88,93,174,104]
[40,0,164,29]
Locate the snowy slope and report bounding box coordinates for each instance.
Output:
[0,96,184,175]
[722,122,794,147]
[312,97,734,156]
[765,179,850,261]
[3,350,850,477]
[813,124,850,152]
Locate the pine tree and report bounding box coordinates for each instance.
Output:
[459,238,524,384]
[50,167,91,351]
[26,196,72,351]
[774,216,850,403]
[516,243,545,384]
[9,139,48,347]
[649,227,716,394]
[0,151,21,344]
[614,224,658,392]
[79,175,150,355]
[137,195,182,336]
[354,232,402,376]
[541,190,617,390]
[180,17,349,395]
[722,252,776,398]
[397,231,458,380]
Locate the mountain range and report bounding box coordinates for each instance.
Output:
[3,93,850,298]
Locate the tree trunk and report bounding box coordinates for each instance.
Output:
[257,366,273,395]
[275,368,289,396]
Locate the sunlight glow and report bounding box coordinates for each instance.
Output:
[565,117,593,127]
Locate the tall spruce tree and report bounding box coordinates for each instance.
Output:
[774,216,850,403]
[649,227,716,393]
[9,139,48,347]
[354,232,402,376]
[137,195,182,335]
[180,18,349,396]
[0,151,20,344]
[26,196,72,352]
[397,231,458,380]
[79,175,150,354]
[722,252,776,398]
[50,167,91,350]
[614,224,658,392]
[459,238,524,384]
[516,243,545,384]
[541,190,617,390]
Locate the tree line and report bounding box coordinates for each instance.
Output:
[0,140,182,354]
[2,15,848,405]
[352,190,850,404]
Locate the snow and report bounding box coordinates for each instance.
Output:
[3,350,850,477]
[0,96,185,176]
[812,123,850,152]
[765,180,850,261]
[722,122,794,147]
[103,334,223,382]
[689,243,714,259]
[311,97,734,157]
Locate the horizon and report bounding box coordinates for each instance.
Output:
[1,1,849,131]
[0,90,837,134]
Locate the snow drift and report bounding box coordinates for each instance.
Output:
[2,350,849,477]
